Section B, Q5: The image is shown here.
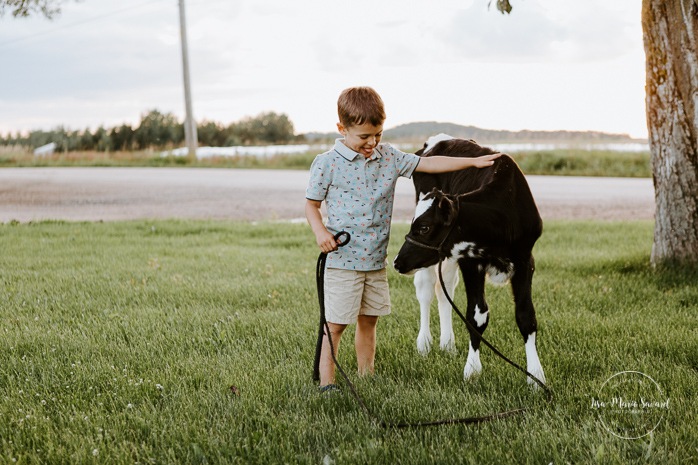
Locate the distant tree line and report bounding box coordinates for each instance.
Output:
[0,110,300,151]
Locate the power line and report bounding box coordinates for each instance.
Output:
[0,0,171,49]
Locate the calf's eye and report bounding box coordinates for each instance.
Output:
[418,225,430,235]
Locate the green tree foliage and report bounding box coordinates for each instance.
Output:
[196,121,227,147]
[488,0,512,14]
[133,109,183,150]
[236,112,295,145]
[0,110,299,152]
[0,0,69,19]
[109,124,135,151]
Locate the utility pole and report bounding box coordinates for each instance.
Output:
[178,0,197,159]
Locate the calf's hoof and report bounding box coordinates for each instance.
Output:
[440,333,457,353]
[463,349,482,380]
[416,331,432,355]
[527,367,547,390]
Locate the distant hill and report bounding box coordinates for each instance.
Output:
[303,121,645,144]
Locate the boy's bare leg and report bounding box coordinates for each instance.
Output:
[356,315,378,376]
[319,322,346,387]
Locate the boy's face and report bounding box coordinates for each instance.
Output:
[337,122,384,158]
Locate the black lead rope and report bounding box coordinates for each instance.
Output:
[312,232,552,429]
[312,232,376,418]
[312,231,351,382]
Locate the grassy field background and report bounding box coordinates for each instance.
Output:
[0,147,651,178]
[1,220,696,464]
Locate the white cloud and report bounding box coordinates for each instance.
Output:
[0,0,648,138]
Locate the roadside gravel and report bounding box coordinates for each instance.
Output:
[0,167,654,223]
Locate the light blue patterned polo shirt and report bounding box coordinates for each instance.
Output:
[306,138,421,271]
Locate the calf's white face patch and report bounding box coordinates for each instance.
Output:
[413,196,435,223]
[423,133,454,154]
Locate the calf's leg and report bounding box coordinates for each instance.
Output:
[435,258,459,352]
[413,268,435,355]
[460,262,489,380]
[511,254,546,387]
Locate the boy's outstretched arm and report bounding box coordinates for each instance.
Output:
[415,153,501,173]
[305,199,338,253]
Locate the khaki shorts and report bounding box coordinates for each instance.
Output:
[324,268,391,325]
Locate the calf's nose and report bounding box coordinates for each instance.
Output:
[393,253,415,275]
[393,254,404,274]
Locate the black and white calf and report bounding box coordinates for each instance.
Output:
[393,134,546,386]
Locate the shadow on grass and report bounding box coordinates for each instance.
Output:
[651,262,698,288]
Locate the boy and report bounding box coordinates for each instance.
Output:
[305,86,499,391]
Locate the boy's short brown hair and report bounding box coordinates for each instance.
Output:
[337,87,386,128]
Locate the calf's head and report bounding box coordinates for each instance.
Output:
[393,189,459,275]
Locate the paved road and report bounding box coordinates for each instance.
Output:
[0,167,654,223]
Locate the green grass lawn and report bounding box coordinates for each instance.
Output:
[0,220,695,464]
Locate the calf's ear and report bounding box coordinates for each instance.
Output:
[438,195,458,226]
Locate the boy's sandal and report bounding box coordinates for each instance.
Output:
[319,384,340,394]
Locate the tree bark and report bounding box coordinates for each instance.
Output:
[642,0,698,266]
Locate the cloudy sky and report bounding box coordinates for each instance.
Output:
[0,0,647,138]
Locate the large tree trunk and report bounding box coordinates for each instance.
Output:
[642,0,698,266]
